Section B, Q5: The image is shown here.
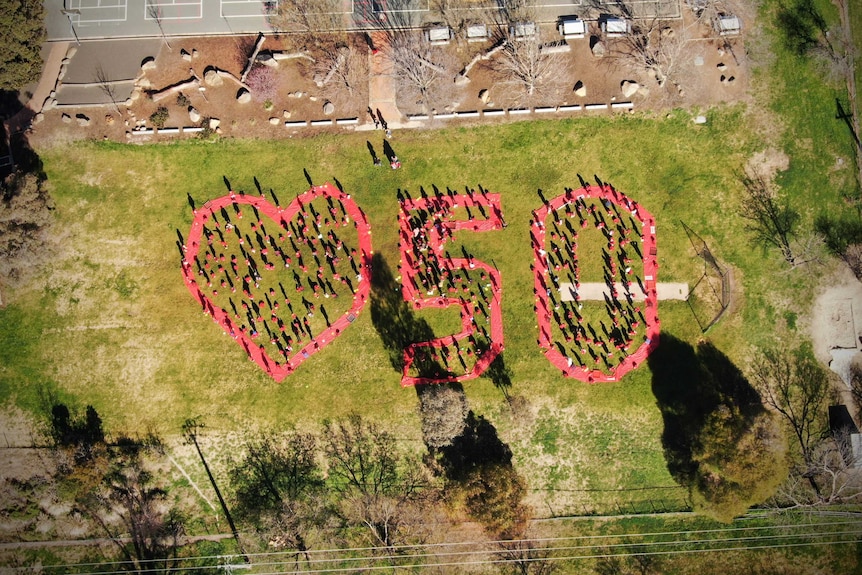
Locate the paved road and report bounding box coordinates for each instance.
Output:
[45,0,682,42]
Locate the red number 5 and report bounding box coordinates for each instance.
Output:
[398,189,505,386]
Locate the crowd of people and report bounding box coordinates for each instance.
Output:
[532,184,660,382]
[181,183,373,381]
[396,186,506,386]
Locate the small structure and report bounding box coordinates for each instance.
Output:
[601,17,630,38]
[466,22,490,42]
[510,21,537,41]
[828,405,862,468]
[426,24,452,45]
[715,13,741,36]
[558,16,586,39]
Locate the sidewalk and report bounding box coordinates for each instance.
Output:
[366,31,404,129]
[6,41,70,135]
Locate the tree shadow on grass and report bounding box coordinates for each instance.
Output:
[369,252,440,375]
[647,332,765,486]
[481,353,513,401]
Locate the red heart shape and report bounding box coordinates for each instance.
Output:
[181,183,373,382]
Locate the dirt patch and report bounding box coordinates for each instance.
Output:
[809,265,862,386]
[746,148,790,181]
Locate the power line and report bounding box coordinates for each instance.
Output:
[32,518,862,573]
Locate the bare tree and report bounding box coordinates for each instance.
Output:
[322,413,434,550]
[146,0,172,51]
[388,34,461,113]
[738,168,800,265]
[268,0,345,49]
[490,32,571,106]
[773,431,862,508]
[750,347,830,466]
[94,64,121,113]
[496,537,557,575]
[313,43,369,109]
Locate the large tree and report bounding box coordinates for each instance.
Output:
[0,0,45,91]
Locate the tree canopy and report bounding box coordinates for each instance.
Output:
[0,0,46,91]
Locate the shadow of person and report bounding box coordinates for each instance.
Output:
[382,139,396,161]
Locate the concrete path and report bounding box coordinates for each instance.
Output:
[559,282,689,302]
[366,31,404,129]
[5,41,69,134]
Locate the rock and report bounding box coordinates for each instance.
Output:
[591,40,605,57]
[725,75,735,84]
[694,55,704,66]
[215,127,223,134]
[188,107,201,122]
[478,89,490,104]
[209,118,220,130]
[181,49,192,62]
[237,88,251,103]
[42,96,54,111]
[309,95,319,102]
[129,88,142,101]
[76,114,90,127]
[137,77,153,89]
[573,80,586,97]
[621,80,640,98]
[204,68,223,87]
[32,113,44,125]
[66,46,77,59]
[282,110,291,119]
[717,48,725,57]
[141,56,157,70]
[126,131,132,139]
[269,117,280,125]
[57,63,67,80]
[693,115,707,124]
[61,113,71,123]
[661,26,674,38]
[105,114,115,125]
[717,62,727,71]
[258,53,278,67]
[323,101,335,115]
[287,91,305,98]
[192,49,199,59]
[454,74,470,87]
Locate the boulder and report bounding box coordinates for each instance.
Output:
[478,88,490,104]
[57,63,67,81]
[287,91,305,98]
[693,115,707,124]
[105,114,115,125]
[573,80,586,97]
[717,62,727,71]
[181,49,192,62]
[188,107,201,123]
[591,40,605,57]
[323,101,335,115]
[65,45,78,59]
[192,49,199,59]
[209,118,220,130]
[621,80,640,98]
[282,110,291,119]
[454,74,470,87]
[237,88,251,103]
[61,113,72,123]
[204,68,223,87]
[269,117,280,125]
[141,56,157,70]
[32,113,44,125]
[42,96,54,111]
[76,114,90,127]
[258,53,278,67]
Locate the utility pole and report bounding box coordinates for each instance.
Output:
[181,417,249,563]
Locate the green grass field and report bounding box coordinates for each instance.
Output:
[1,0,860,525]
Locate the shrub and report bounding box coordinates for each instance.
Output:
[245,65,278,103]
[149,106,169,128]
[176,92,190,107]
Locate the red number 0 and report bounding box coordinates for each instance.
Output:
[398,190,505,386]
[532,184,660,382]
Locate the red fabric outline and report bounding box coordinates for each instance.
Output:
[533,185,660,382]
[398,193,505,386]
[181,183,373,382]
